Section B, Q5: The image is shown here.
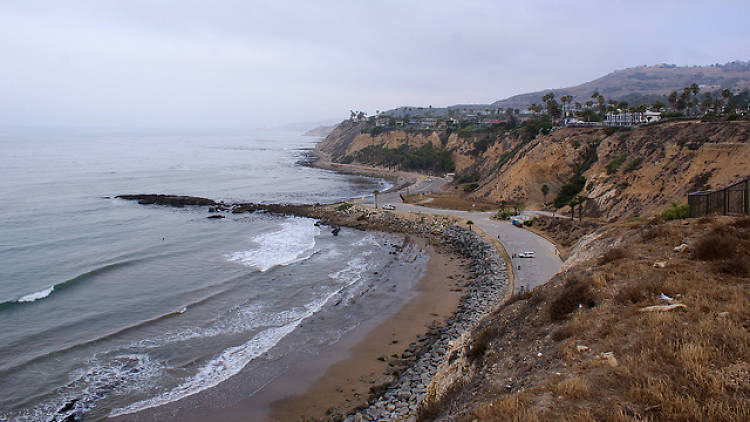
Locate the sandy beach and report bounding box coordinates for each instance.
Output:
[176,242,466,421]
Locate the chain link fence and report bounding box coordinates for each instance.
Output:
[688,177,750,217]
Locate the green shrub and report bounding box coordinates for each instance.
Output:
[336,203,354,211]
[495,208,514,220]
[727,113,740,121]
[624,157,643,172]
[661,201,690,220]
[350,143,454,173]
[523,220,533,227]
[571,139,581,148]
[464,183,479,192]
[456,172,480,184]
[605,154,627,174]
[553,175,586,208]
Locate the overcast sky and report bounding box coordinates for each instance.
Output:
[1,1,748,130]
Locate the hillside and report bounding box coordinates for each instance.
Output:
[419,215,750,421]
[303,124,337,137]
[316,119,750,221]
[492,62,750,110]
[380,61,750,117]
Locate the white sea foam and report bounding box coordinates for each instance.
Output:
[111,256,372,418]
[227,218,320,271]
[329,257,368,286]
[353,233,381,247]
[17,286,54,303]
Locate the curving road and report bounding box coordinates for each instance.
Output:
[370,178,563,293]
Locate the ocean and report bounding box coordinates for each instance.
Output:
[0,129,425,421]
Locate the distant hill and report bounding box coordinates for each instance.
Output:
[381,61,750,117]
[303,124,337,137]
[492,61,750,109]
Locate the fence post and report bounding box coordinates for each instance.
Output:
[723,189,728,215]
[745,180,749,215]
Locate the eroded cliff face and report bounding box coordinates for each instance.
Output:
[318,120,750,220]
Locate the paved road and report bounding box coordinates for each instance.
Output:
[373,186,563,293]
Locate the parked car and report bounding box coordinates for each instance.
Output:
[381,204,396,210]
[518,251,535,258]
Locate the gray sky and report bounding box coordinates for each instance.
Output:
[1,1,748,130]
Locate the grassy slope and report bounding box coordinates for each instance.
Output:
[421,216,750,421]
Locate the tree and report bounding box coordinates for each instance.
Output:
[700,93,713,113]
[373,189,379,209]
[574,195,587,222]
[466,220,474,231]
[541,184,549,204]
[668,91,679,110]
[690,83,700,116]
[721,88,733,113]
[652,100,665,111]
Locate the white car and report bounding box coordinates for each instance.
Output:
[517,251,535,258]
[381,204,396,210]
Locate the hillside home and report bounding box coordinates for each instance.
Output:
[604,109,662,127]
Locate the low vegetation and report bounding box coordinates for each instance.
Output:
[345,143,455,174]
[424,217,750,421]
[623,156,643,172]
[661,201,690,220]
[335,202,353,211]
[463,183,479,192]
[605,153,627,174]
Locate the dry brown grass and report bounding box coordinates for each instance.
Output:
[473,394,541,422]
[442,217,750,422]
[598,246,630,264]
[549,274,597,321]
[548,377,590,400]
[694,232,740,260]
[402,192,498,211]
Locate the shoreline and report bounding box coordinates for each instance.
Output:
[114,188,511,421]
[308,149,424,194]
[221,241,467,421]
[268,244,465,421]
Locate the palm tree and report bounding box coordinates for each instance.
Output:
[668,91,679,110]
[466,220,474,231]
[373,189,379,209]
[721,88,733,114]
[690,83,700,115]
[541,184,549,204]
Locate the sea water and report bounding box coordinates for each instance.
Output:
[0,129,419,421]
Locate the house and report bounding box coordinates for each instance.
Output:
[644,110,661,123]
[604,110,646,127]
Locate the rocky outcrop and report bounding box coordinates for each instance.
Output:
[318,120,750,220]
[115,194,216,207]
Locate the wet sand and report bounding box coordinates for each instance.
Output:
[187,244,465,422]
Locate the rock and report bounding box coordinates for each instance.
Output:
[598,352,619,367]
[674,243,689,252]
[116,194,216,207]
[639,303,687,313]
[576,345,590,352]
[653,261,667,268]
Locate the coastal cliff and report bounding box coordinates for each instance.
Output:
[317,120,750,220]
